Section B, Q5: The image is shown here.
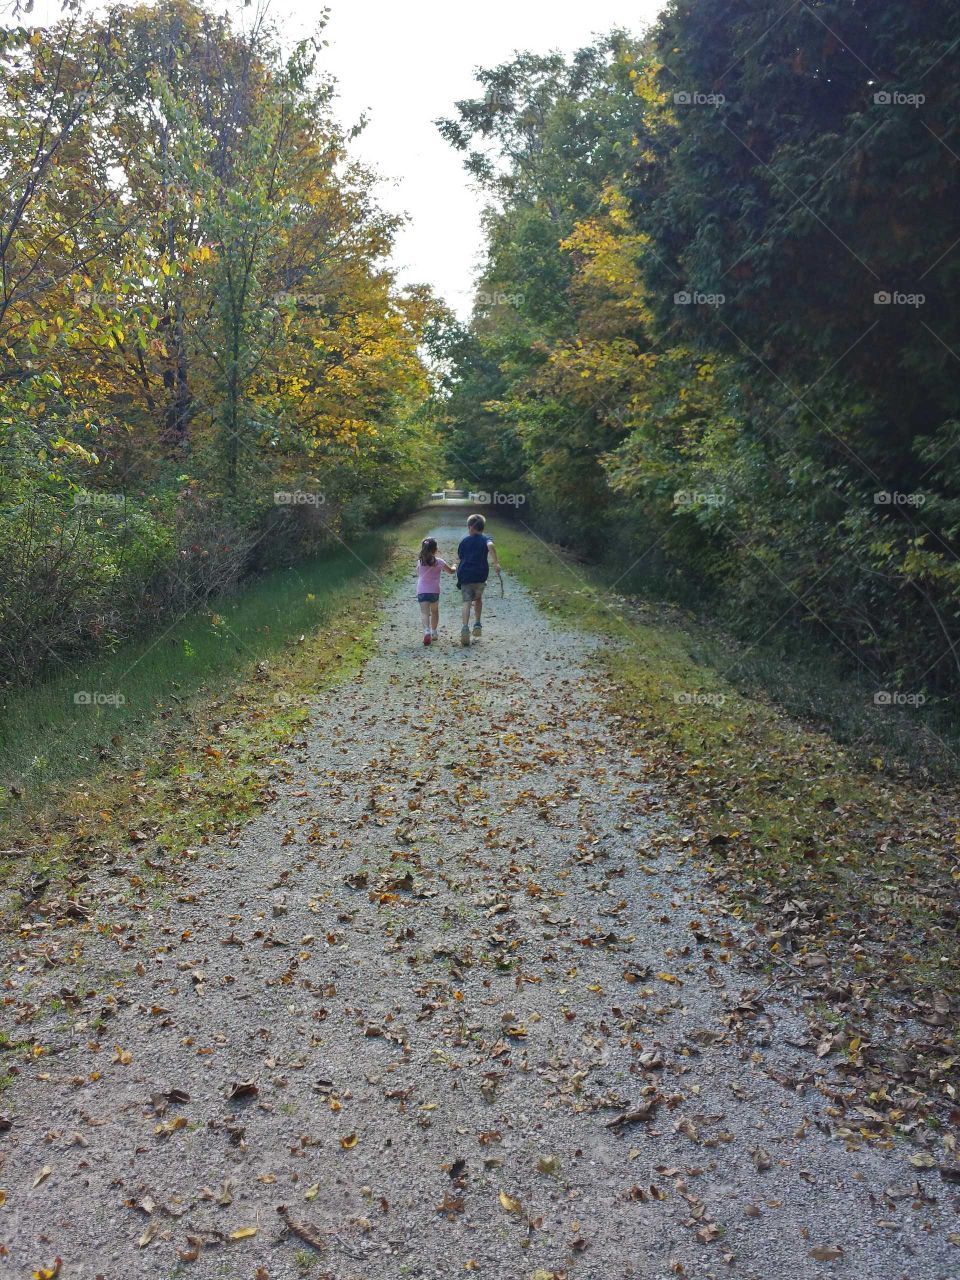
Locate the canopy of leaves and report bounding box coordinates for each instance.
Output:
[435,11,960,707]
[0,0,444,682]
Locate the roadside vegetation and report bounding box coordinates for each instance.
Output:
[493,519,959,1122]
[0,519,419,902]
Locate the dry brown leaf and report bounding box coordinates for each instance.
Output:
[227,1080,258,1101]
[809,1245,843,1262]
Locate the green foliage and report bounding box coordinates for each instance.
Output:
[0,0,443,687]
[438,9,960,724]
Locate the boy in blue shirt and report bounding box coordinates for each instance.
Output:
[455,513,501,646]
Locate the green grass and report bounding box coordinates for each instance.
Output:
[496,517,959,777]
[0,531,391,804]
[0,520,421,897]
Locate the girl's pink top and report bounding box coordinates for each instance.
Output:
[417,557,448,593]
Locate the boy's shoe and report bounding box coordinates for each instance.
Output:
[472,623,482,635]
[460,626,471,647]
[423,632,431,646]
[430,630,438,640]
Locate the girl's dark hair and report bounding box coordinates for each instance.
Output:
[419,537,438,566]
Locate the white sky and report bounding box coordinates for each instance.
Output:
[313,0,667,317]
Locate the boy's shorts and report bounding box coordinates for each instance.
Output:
[417,592,440,603]
[460,582,486,603]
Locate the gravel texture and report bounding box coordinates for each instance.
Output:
[1,518,956,1280]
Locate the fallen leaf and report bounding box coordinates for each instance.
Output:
[340,1133,358,1149]
[277,1204,326,1252]
[229,1226,257,1241]
[227,1080,258,1101]
[607,1098,659,1133]
[137,1220,159,1249]
[155,1116,187,1136]
[437,1191,465,1218]
[179,1236,203,1262]
[498,1190,522,1214]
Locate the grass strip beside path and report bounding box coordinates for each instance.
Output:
[0,518,420,905]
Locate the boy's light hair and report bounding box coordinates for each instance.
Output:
[467,513,486,531]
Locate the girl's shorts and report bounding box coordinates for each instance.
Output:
[417,592,440,603]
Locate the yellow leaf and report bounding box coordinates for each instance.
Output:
[340,1133,358,1149]
[304,1184,320,1200]
[229,1226,258,1240]
[498,1189,522,1214]
[32,1263,61,1280]
[154,1116,187,1135]
[656,972,680,984]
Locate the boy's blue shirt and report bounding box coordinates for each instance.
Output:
[457,532,491,583]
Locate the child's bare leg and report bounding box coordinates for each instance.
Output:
[461,597,472,627]
[430,603,440,631]
[473,595,483,624]
[419,601,431,631]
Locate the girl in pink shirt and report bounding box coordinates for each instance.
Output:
[416,537,455,645]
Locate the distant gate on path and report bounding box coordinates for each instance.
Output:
[427,488,473,505]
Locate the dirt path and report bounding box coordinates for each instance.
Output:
[2,519,955,1280]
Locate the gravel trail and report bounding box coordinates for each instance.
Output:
[2,519,955,1280]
